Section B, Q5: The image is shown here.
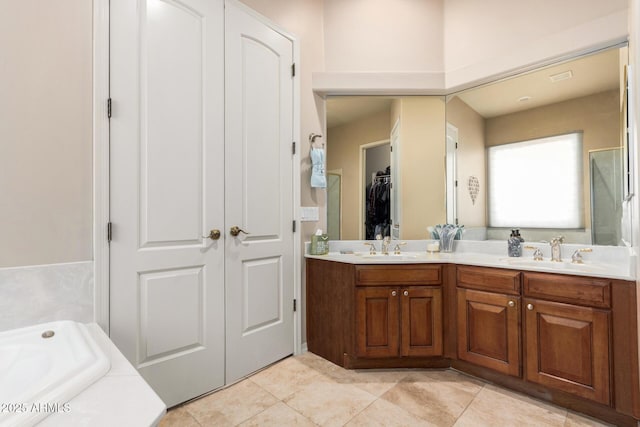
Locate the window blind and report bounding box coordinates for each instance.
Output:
[488,132,583,228]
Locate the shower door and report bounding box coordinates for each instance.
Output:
[590,148,623,245]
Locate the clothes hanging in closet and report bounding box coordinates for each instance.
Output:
[365,168,391,239]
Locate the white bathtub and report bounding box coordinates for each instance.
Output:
[0,321,110,427]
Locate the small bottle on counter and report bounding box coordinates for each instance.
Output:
[507,229,522,257]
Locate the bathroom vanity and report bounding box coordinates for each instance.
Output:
[306,248,640,426]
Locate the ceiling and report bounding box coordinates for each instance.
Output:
[456,48,622,118]
[326,97,394,129]
[325,48,623,125]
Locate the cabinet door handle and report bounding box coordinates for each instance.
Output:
[526,303,534,311]
[391,290,397,297]
[507,300,515,308]
[403,290,409,297]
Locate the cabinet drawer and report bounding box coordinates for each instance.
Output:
[457,265,521,295]
[355,264,442,286]
[523,272,611,308]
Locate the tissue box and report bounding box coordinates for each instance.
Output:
[310,234,329,255]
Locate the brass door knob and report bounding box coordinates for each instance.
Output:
[230,226,250,237]
[203,229,221,240]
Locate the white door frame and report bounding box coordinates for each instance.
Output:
[358,139,391,240]
[92,0,302,355]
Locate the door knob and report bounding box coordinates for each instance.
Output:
[230,226,250,237]
[507,300,515,307]
[202,229,221,240]
[527,303,534,311]
[403,290,409,296]
[391,290,397,297]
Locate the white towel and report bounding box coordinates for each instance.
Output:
[310,148,327,188]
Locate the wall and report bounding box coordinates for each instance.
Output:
[0,0,93,268]
[444,0,628,89]
[446,97,486,227]
[485,90,621,229]
[397,97,447,238]
[326,110,391,239]
[323,0,444,73]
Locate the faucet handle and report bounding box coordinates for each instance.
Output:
[524,245,544,261]
[551,236,565,244]
[571,248,592,264]
[393,242,407,255]
[363,242,376,255]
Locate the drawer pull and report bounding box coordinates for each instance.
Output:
[403,290,409,297]
[508,300,515,308]
[527,303,534,311]
[391,290,397,297]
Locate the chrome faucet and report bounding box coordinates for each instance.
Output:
[550,236,564,262]
[571,248,593,264]
[381,236,391,255]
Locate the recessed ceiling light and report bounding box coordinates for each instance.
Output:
[549,70,573,82]
[518,96,532,102]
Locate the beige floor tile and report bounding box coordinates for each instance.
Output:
[454,384,567,427]
[345,398,434,427]
[250,356,324,400]
[185,380,278,426]
[564,411,614,427]
[295,352,409,396]
[381,370,485,426]
[239,402,316,427]
[283,380,377,427]
[159,406,201,427]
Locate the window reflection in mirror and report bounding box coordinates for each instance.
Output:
[447,45,629,246]
[325,96,446,240]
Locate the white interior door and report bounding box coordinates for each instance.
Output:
[224,0,295,383]
[109,0,225,407]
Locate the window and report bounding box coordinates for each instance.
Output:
[488,132,583,228]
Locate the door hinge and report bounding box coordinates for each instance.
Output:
[390,146,393,152]
[292,141,296,155]
[292,63,296,77]
[455,142,458,149]
[107,222,112,242]
[293,299,297,312]
[107,98,112,119]
[455,180,458,187]
[292,220,297,233]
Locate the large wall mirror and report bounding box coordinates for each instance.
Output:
[325,96,446,240]
[448,45,629,246]
[325,45,629,247]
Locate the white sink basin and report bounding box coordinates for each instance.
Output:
[500,257,606,272]
[360,252,420,261]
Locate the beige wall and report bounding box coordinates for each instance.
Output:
[397,98,447,238]
[0,0,93,267]
[446,97,486,227]
[326,110,391,240]
[444,0,628,88]
[323,0,444,73]
[485,90,621,228]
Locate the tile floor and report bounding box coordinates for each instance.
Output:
[159,352,612,427]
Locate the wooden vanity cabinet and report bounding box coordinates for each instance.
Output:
[522,272,612,405]
[456,266,521,377]
[355,265,443,359]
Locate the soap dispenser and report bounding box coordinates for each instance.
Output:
[508,229,522,257]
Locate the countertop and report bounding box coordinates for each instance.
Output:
[305,240,636,281]
[39,324,166,427]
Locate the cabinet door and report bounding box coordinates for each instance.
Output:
[356,287,399,358]
[457,288,520,376]
[400,287,442,357]
[524,298,610,405]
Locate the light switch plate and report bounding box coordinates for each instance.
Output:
[300,206,319,222]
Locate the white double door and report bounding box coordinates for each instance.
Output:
[109,0,295,407]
